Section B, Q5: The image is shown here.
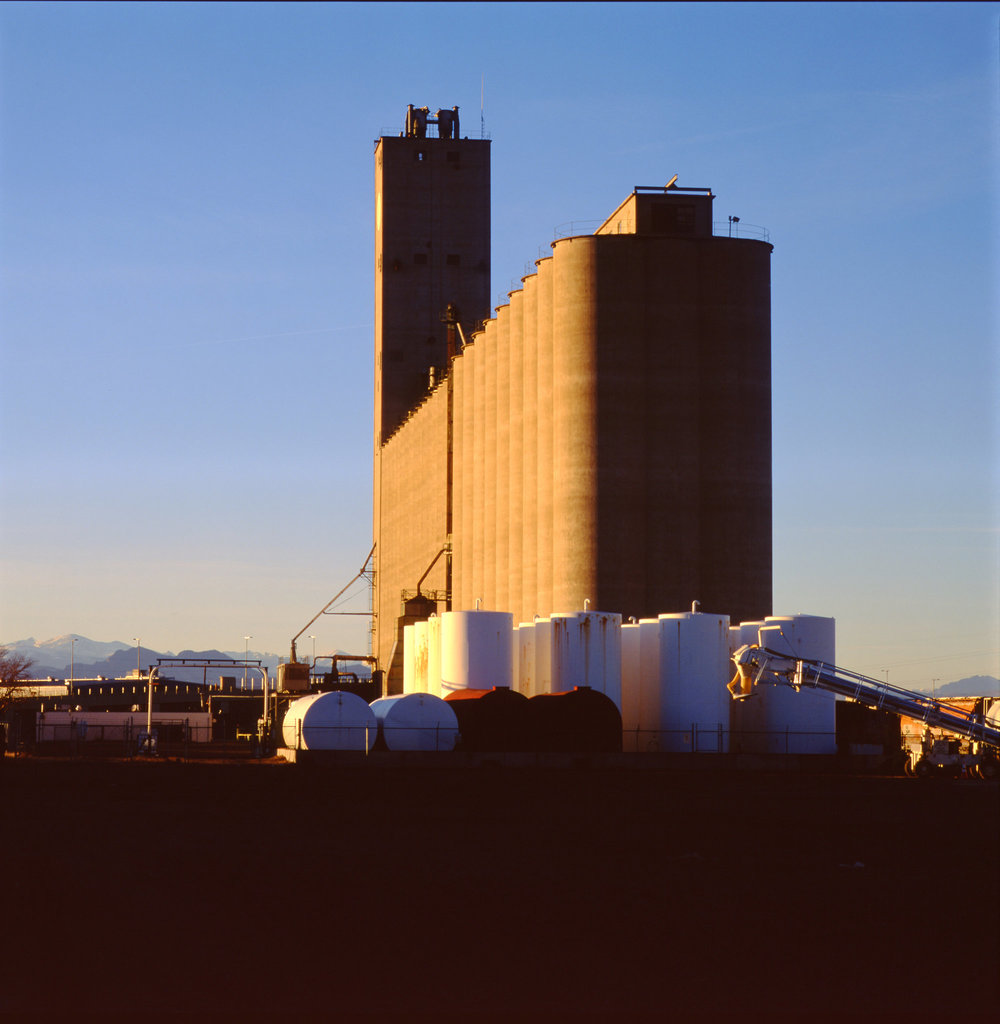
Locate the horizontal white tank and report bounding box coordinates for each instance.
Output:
[440,610,514,693]
[370,693,459,751]
[548,611,622,709]
[657,612,732,753]
[752,615,837,755]
[281,691,377,751]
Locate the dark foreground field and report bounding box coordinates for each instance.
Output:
[2,758,997,1021]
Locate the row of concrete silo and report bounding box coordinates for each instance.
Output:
[393,607,836,754]
[445,227,773,634]
[452,258,557,625]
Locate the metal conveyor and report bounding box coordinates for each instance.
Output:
[729,645,1000,751]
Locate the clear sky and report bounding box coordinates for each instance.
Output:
[1,2,997,686]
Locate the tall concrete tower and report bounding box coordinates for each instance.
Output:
[373,106,491,684]
[373,107,490,445]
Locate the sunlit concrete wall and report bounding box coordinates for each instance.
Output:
[376,385,449,692]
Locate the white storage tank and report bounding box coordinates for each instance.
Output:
[636,618,667,751]
[658,612,732,753]
[515,622,537,698]
[752,615,837,755]
[729,620,764,657]
[533,616,553,697]
[729,619,765,745]
[402,624,415,694]
[413,620,429,695]
[281,691,377,751]
[620,621,641,750]
[440,610,514,693]
[426,615,443,698]
[370,693,459,751]
[548,611,622,708]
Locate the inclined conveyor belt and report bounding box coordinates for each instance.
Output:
[764,650,1000,749]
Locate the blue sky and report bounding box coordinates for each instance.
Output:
[1,2,997,686]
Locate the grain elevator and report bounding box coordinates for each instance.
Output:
[372,107,773,694]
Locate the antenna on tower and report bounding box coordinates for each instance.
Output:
[480,73,486,139]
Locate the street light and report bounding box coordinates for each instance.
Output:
[133,637,153,754]
[244,636,253,691]
[70,637,76,685]
[308,635,317,665]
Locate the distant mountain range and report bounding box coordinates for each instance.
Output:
[915,676,1000,699]
[2,635,370,683]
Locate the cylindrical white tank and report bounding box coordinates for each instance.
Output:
[402,624,415,694]
[753,615,837,755]
[440,610,514,693]
[426,615,442,698]
[729,620,764,656]
[515,621,537,698]
[728,620,765,744]
[548,611,622,708]
[370,693,459,751]
[533,616,553,697]
[281,691,377,751]
[620,621,641,750]
[413,620,429,695]
[636,618,666,751]
[658,612,731,753]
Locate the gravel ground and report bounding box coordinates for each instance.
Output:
[2,758,997,1021]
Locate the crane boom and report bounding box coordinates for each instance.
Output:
[730,645,1000,750]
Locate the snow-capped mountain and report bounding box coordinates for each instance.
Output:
[3,635,132,676]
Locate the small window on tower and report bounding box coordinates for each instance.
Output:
[446,254,460,266]
[416,151,426,162]
[414,253,428,265]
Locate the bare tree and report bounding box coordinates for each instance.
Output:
[0,646,34,717]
